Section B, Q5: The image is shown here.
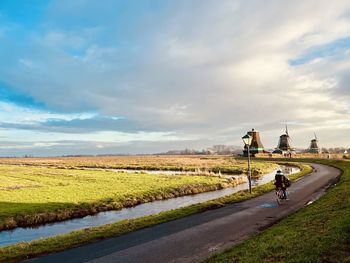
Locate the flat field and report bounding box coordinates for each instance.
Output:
[0,155,277,174]
[0,156,277,230]
[0,165,222,230]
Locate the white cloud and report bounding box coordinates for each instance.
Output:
[0,102,94,124]
[1,0,350,154]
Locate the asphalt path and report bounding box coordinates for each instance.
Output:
[28,163,341,263]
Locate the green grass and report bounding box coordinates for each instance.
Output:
[0,165,229,230]
[0,163,311,263]
[206,159,350,263]
[0,158,278,229]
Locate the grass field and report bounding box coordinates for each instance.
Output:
[0,162,311,263]
[0,155,278,175]
[0,156,278,229]
[0,164,234,230]
[206,159,350,263]
[0,156,279,230]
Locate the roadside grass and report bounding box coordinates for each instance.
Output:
[206,159,350,263]
[0,165,232,230]
[0,163,310,263]
[0,155,278,175]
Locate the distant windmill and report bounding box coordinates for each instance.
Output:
[276,126,293,151]
[308,132,320,154]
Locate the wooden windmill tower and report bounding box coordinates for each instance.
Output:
[277,126,293,151]
[273,126,294,154]
[243,128,265,156]
[308,133,320,154]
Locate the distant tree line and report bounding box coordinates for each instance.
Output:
[321,147,350,154]
[161,145,242,155]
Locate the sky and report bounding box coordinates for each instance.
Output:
[1,0,350,156]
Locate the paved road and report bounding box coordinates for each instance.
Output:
[28,163,341,263]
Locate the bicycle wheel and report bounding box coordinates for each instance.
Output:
[276,190,282,205]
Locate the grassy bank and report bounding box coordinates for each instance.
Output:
[206,159,350,263]
[0,155,278,175]
[0,165,235,231]
[0,163,311,263]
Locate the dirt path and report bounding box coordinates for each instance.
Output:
[28,163,341,263]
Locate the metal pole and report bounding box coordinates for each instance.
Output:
[247,145,252,194]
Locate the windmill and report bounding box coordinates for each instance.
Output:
[276,126,293,152]
[308,132,320,154]
[243,128,265,156]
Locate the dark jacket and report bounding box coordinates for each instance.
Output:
[274,173,287,189]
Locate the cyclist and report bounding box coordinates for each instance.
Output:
[274,170,290,199]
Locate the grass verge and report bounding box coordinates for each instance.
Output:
[0,163,311,262]
[205,159,350,263]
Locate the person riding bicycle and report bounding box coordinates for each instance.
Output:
[274,170,290,199]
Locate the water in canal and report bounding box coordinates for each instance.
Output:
[0,165,299,247]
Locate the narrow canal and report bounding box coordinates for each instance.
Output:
[0,165,299,247]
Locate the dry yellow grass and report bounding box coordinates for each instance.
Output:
[0,155,277,174]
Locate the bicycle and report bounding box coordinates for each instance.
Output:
[276,187,289,205]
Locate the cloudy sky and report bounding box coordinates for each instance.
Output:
[0,0,350,156]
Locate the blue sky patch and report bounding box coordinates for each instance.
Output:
[290,36,350,66]
[0,0,48,28]
[0,81,47,109]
